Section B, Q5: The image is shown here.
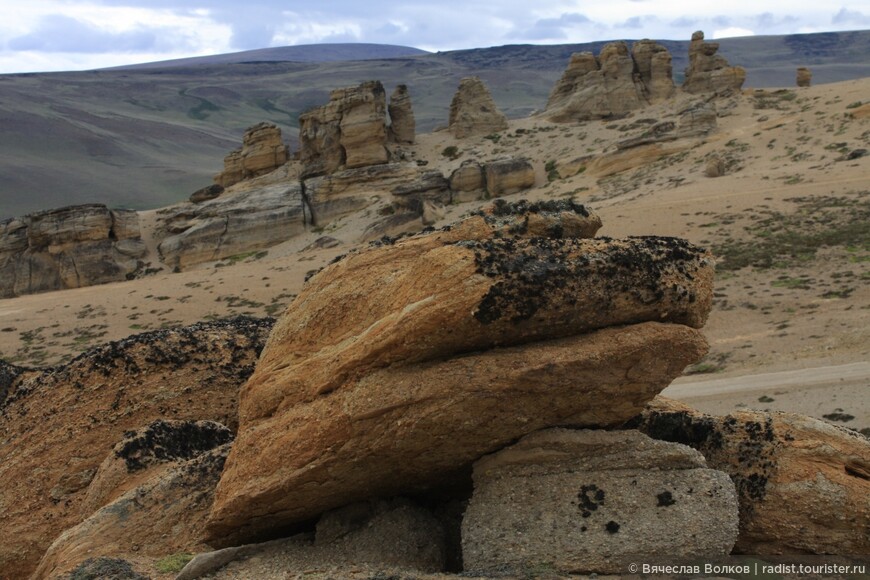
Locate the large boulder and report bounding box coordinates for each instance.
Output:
[0,204,146,298]
[156,183,311,271]
[484,157,536,197]
[683,31,746,94]
[33,444,232,579]
[388,84,416,144]
[449,160,486,202]
[634,397,870,555]
[448,77,509,139]
[546,40,674,122]
[0,317,273,579]
[204,202,714,546]
[462,428,739,575]
[299,81,390,177]
[796,67,812,87]
[215,123,288,188]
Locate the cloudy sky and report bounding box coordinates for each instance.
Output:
[0,0,868,73]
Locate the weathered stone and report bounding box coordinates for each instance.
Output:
[191,183,225,204]
[683,31,746,94]
[449,160,486,202]
[480,199,602,239]
[635,397,870,555]
[182,499,445,579]
[705,154,725,177]
[79,419,233,517]
[204,204,714,546]
[484,157,535,197]
[391,170,451,213]
[0,317,273,579]
[462,429,739,575]
[677,102,718,137]
[586,141,694,178]
[547,40,675,122]
[0,204,146,298]
[797,67,812,87]
[448,77,509,139]
[33,445,232,579]
[157,184,311,270]
[299,81,390,177]
[215,123,288,188]
[388,84,415,144]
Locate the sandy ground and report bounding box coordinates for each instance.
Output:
[1,78,868,435]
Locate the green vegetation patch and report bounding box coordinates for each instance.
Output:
[155,553,194,574]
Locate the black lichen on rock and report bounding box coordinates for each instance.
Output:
[115,419,233,472]
[0,360,26,410]
[605,520,620,534]
[656,490,676,507]
[578,484,605,518]
[67,557,148,580]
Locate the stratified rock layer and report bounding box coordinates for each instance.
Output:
[0,317,273,579]
[635,398,870,555]
[0,204,146,298]
[299,81,390,177]
[546,40,674,122]
[448,77,509,138]
[388,84,415,144]
[462,429,739,575]
[205,202,714,546]
[683,31,746,94]
[215,123,288,188]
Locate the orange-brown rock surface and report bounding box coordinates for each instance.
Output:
[205,201,714,546]
[682,31,746,94]
[448,77,509,138]
[215,122,288,188]
[634,397,870,555]
[0,317,273,579]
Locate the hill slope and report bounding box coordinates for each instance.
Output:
[0,30,868,219]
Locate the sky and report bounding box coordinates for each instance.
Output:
[0,0,868,74]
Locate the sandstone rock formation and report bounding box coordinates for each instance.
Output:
[634,397,870,555]
[462,429,739,575]
[705,154,725,177]
[215,123,288,188]
[631,39,676,102]
[0,317,273,579]
[546,40,674,122]
[449,160,486,202]
[677,102,718,137]
[299,81,390,177]
[388,84,415,143]
[448,77,509,138]
[484,157,535,197]
[0,204,146,298]
[683,31,747,94]
[205,201,714,546]
[180,499,446,579]
[34,444,232,579]
[157,183,311,271]
[190,183,225,204]
[797,67,812,87]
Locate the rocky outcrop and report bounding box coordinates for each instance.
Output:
[0,204,146,298]
[388,84,415,144]
[683,31,746,94]
[546,40,674,122]
[677,102,718,137]
[448,77,509,138]
[0,317,273,579]
[484,157,535,197]
[156,183,311,271]
[631,39,676,102]
[79,419,234,517]
[449,161,486,202]
[462,429,739,575]
[634,397,870,555]
[797,67,812,87]
[299,81,390,177]
[180,499,446,579]
[34,444,232,579]
[215,123,288,188]
[190,183,224,204]
[205,202,714,546]
[705,154,725,177]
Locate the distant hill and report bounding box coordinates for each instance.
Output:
[1,30,868,219]
[109,43,430,70]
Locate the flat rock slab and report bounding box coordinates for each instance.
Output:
[462,429,739,575]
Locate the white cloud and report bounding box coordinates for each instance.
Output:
[711,27,756,38]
